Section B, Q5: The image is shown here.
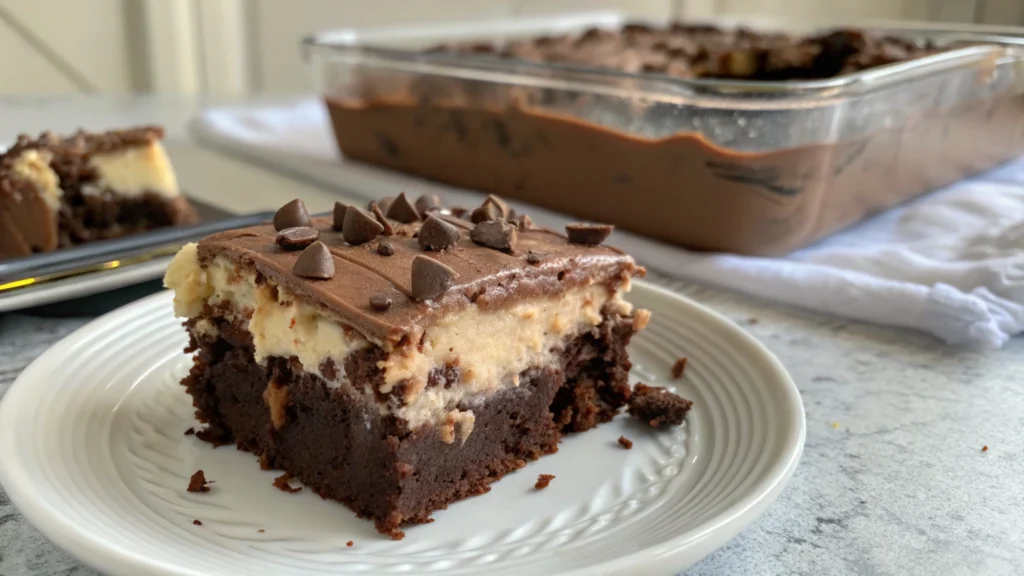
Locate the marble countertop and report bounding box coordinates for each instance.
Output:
[1,96,1022,576]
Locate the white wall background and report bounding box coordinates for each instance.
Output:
[0,0,1021,96]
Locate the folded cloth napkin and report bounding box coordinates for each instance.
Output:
[190,98,1024,349]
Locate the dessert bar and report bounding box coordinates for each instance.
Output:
[0,126,197,260]
[165,194,648,538]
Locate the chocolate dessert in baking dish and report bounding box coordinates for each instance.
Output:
[165,194,649,538]
[0,126,197,260]
[311,20,1024,255]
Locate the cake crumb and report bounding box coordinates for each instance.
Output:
[632,308,652,331]
[258,529,265,533]
[745,317,760,325]
[831,422,841,428]
[617,436,633,449]
[195,427,230,447]
[671,357,688,380]
[627,383,692,428]
[982,445,989,452]
[184,427,195,436]
[346,541,354,547]
[273,472,302,494]
[187,470,213,493]
[535,474,555,490]
[193,519,202,526]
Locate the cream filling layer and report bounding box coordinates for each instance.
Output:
[165,243,635,435]
[9,150,62,210]
[83,141,180,197]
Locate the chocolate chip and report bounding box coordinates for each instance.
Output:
[566,223,614,245]
[386,192,421,223]
[411,255,458,301]
[516,214,534,231]
[470,202,502,223]
[377,241,395,256]
[369,202,394,236]
[273,199,311,231]
[276,226,320,250]
[526,250,544,265]
[332,202,348,231]
[368,196,395,214]
[470,220,517,252]
[415,194,442,217]
[483,194,510,218]
[343,206,384,245]
[292,241,335,279]
[418,215,461,251]
[369,293,393,311]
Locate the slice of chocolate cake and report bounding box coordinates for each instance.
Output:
[164,194,648,539]
[0,126,197,260]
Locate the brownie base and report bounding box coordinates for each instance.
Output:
[57,189,197,248]
[182,315,634,539]
[0,188,197,260]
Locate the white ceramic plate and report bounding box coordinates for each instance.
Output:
[0,256,171,313]
[0,281,804,576]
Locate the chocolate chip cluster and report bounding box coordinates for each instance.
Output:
[269,193,616,309]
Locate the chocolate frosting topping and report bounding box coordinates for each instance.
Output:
[196,195,640,346]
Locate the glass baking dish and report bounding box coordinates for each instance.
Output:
[302,12,1024,256]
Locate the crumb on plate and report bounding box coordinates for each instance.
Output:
[627,383,692,428]
[671,357,688,379]
[187,470,213,493]
[273,472,302,494]
[535,474,555,490]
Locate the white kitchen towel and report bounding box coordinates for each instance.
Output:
[190,98,1024,349]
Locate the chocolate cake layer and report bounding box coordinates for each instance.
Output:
[183,311,634,538]
[0,126,197,259]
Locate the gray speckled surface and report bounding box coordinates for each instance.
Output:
[1,97,1022,576]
